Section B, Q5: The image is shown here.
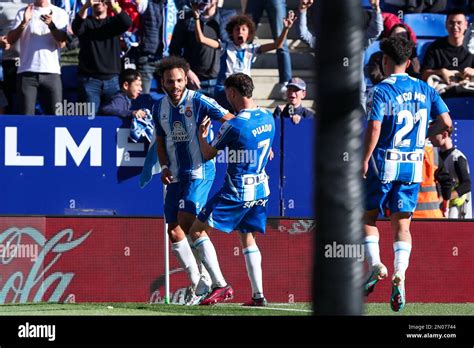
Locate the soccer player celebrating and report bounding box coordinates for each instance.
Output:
[188,73,275,306]
[153,56,233,304]
[363,36,452,311]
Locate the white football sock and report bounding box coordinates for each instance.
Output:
[393,241,412,278]
[186,234,211,284]
[172,238,200,289]
[194,237,227,288]
[364,235,381,269]
[243,245,264,299]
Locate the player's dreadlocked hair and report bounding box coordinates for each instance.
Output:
[156,56,190,77]
[380,36,415,66]
[224,73,254,98]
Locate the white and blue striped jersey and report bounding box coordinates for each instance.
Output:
[216,41,261,86]
[367,73,449,183]
[211,107,275,202]
[154,89,228,182]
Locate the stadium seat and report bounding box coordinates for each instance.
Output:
[416,38,435,62]
[364,40,380,66]
[403,13,448,38]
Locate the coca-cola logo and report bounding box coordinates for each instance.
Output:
[278,220,315,235]
[0,227,92,304]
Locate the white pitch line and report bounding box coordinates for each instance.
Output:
[241,306,312,313]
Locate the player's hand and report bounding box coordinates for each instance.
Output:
[291,114,302,125]
[161,168,173,185]
[187,69,201,90]
[133,109,146,119]
[440,200,449,217]
[362,160,369,179]
[191,3,200,20]
[461,67,474,79]
[199,116,211,138]
[40,11,54,27]
[283,11,297,29]
[268,147,274,161]
[370,0,380,11]
[0,36,10,50]
[299,0,314,12]
[440,68,456,85]
[23,4,34,24]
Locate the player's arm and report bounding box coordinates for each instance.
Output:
[427,112,452,138]
[156,135,173,185]
[198,116,219,160]
[193,5,220,49]
[362,120,381,178]
[259,11,296,53]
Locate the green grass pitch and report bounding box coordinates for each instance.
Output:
[0,302,472,316]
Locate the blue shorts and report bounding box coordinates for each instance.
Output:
[198,193,268,234]
[365,175,420,214]
[164,179,213,223]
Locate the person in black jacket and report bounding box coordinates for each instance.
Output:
[72,0,132,113]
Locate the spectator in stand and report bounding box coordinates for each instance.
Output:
[72,0,132,114]
[273,77,314,125]
[193,10,296,111]
[7,0,69,115]
[430,127,472,219]
[298,0,315,49]
[368,24,421,84]
[382,0,448,14]
[245,0,292,94]
[100,68,146,118]
[135,0,165,94]
[0,37,10,114]
[422,9,474,98]
[169,0,236,97]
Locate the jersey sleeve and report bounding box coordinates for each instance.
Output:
[153,101,165,137]
[211,121,238,150]
[197,93,229,121]
[366,87,385,122]
[429,86,449,118]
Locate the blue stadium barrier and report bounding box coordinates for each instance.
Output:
[281,118,314,218]
[416,38,435,62]
[403,13,448,38]
[445,98,474,119]
[0,115,472,217]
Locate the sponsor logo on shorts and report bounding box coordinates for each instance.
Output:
[243,199,268,209]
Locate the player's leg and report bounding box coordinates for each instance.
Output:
[178,179,215,292]
[165,183,200,292]
[239,232,267,306]
[236,200,268,306]
[363,178,389,295]
[388,182,419,312]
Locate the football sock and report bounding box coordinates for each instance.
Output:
[187,235,211,283]
[172,238,200,289]
[393,241,412,278]
[243,245,264,299]
[364,235,381,269]
[194,237,227,288]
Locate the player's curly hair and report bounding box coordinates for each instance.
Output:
[380,36,415,66]
[225,15,256,43]
[224,73,254,98]
[156,56,190,77]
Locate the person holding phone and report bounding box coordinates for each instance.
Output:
[7,0,69,115]
[72,0,132,114]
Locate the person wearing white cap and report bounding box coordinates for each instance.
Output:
[273,77,314,124]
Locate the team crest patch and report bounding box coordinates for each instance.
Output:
[185,106,193,117]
